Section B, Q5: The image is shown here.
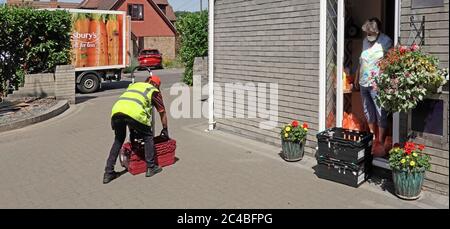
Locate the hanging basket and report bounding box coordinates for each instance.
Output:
[281,139,306,162]
[392,168,425,200]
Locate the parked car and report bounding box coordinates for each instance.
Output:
[138,49,163,69]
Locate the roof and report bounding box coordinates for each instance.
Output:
[165,5,176,22]
[6,0,79,9]
[79,0,176,21]
[153,0,169,5]
[77,0,100,9]
[78,0,117,10]
[79,0,177,34]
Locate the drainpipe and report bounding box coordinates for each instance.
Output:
[208,0,215,131]
[393,0,401,144]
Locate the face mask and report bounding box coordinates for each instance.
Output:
[367,34,378,42]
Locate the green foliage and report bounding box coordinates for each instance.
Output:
[375,44,448,113]
[175,11,190,20]
[280,120,309,142]
[123,57,140,74]
[389,142,431,172]
[0,6,72,95]
[175,11,208,86]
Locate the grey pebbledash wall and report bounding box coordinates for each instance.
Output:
[8,65,76,104]
[399,0,449,195]
[214,0,322,156]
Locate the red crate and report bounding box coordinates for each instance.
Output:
[119,137,176,175]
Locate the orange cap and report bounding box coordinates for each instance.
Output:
[150,75,161,87]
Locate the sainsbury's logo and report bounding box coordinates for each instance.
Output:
[72,32,99,48]
[72,32,98,40]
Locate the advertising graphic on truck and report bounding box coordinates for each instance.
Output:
[43,8,130,93]
[70,10,127,70]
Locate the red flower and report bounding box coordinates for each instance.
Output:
[399,46,408,54]
[404,142,416,151]
[410,43,420,51]
[302,123,309,129]
[291,120,299,127]
[405,148,412,155]
[418,144,425,151]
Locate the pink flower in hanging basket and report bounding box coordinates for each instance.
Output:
[410,43,420,51]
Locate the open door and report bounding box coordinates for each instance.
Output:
[321,0,345,130]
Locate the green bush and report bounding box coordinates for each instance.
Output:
[175,11,208,86]
[123,56,140,74]
[0,6,72,94]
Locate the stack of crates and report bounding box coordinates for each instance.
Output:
[315,127,374,187]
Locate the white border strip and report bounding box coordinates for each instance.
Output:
[61,9,126,15]
[75,65,126,71]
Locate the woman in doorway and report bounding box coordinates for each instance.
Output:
[355,17,393,157]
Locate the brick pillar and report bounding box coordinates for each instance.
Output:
[55,65,75,104]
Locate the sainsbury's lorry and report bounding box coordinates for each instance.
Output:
[55,9,131,93]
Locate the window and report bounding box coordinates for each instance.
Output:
[411,99,444,136]
[140,50,160,55]
[158,4,166,14]
[128,4,144,21]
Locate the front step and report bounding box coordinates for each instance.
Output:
[372,157,391,170]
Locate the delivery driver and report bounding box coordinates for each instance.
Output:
[103,76,168,184]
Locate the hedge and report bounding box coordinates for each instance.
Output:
[0,6,72,96]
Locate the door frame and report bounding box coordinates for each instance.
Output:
[319,0,402,135]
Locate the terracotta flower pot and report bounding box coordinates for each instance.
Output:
[281,139,306,162]
[392,168,425,200]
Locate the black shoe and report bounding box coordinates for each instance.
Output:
[146,166,162,177]
[103,171,120,184]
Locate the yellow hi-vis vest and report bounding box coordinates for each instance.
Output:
[111,82,159,126]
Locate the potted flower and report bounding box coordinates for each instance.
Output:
[280,120,308,162]
[388,142,431,200]
[375,44,448,113]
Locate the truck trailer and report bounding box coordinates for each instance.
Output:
[63,9,131,93]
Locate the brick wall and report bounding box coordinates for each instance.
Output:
[214,0,321,156]
[54,65,76,104]
[400,0,449,68]
[400,0,449,195]
[8,65,76,104]
[143,36,176,60]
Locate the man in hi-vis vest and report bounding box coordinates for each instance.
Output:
[103,76,168,184]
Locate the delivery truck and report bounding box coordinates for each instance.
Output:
[58,9,131,93]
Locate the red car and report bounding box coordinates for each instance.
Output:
[138,49,163,69]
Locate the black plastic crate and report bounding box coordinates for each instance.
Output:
[315,156,373,188]
[316,127,373,163]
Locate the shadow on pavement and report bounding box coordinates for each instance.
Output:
[367,167,395,195]
[76,96,97,104]
[100,81,131,91]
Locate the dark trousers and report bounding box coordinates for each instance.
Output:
[105,114,155,173]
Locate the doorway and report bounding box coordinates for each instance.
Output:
[321,0,399,152]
